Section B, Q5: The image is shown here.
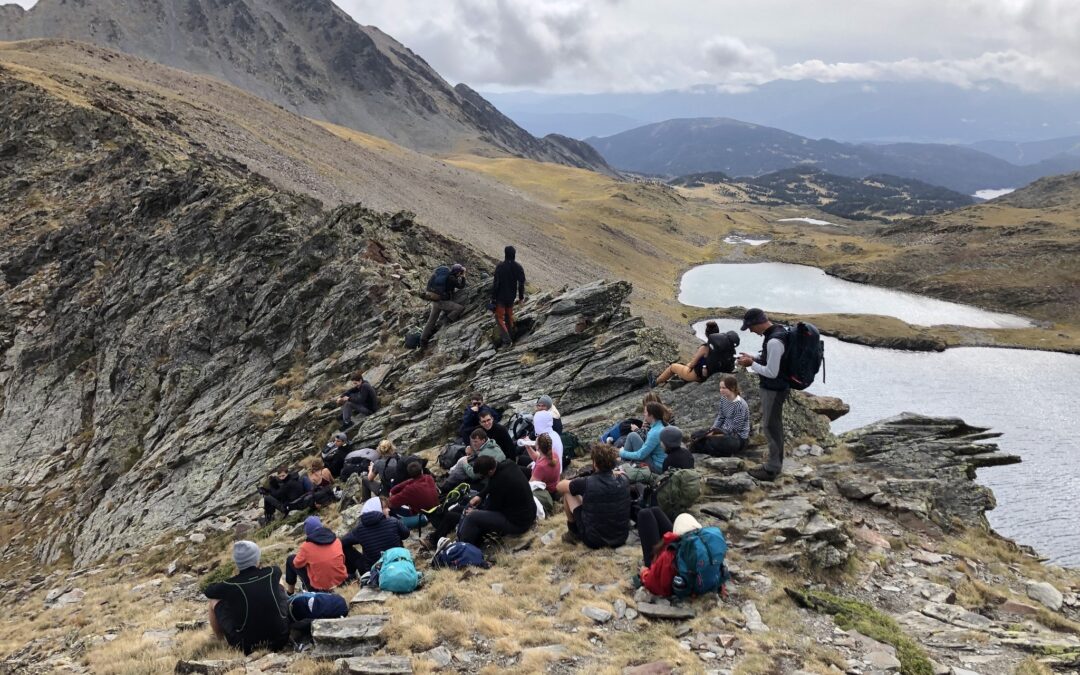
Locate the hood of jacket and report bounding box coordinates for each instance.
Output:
[477,438,504,459]
[504,245,516,261]
[306,526,338,545]
[360,510,387,527]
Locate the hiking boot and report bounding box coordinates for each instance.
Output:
[561,529,581,545]
[419,534,437,551]
[646,370,657,389]
[748,465,778,482]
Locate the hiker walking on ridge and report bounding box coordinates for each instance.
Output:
[420,262,467,349]
[491,245,526,347]
[737,308,787,482]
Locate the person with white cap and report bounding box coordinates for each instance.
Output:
[204,540,289,654]
[635,511,702,597]
[340,496,409,575]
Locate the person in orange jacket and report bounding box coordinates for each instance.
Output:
[285,516,349,592]
[636,511,703,596]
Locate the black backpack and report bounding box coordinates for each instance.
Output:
[424,266,452,301]
[704,331,740,377]
[507,412,534,441]
[393,455,429,487]
[782,322,825,390]
[439,443,468,470]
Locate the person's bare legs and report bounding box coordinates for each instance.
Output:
[655,363,701,386]
[208,600,225,639]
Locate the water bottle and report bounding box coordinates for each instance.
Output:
[671,575,688,594]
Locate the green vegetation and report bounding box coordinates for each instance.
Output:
[198,564,234,593]
[785,588,935,675]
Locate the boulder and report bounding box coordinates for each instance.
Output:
[802,395,850,421]
[1026,581,1064,611]
[420,646,452,668]
[637,603,696,621]
[705,473,756,495]
[312,615,389,646]
[582,606,613,623]
[335,656,412,674]
[741,601,770,633]
[174,660,242,674]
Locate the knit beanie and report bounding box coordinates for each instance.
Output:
[673,514,703,536]
[303,516,322,537]
[659,425,683,449]
[536,394,554,409]
[332,431,348,443]
[233,540,261,570]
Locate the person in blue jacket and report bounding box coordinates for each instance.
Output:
[618,402,668,473]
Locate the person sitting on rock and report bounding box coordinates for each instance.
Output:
[528,433,561,494]
[446,427,506,487]
[259,465,310,525]
[456,455,538,546]
[535,394,563,435]
[649,321,720,387]
[458,392,501,444]
[634,511,702,596]
[479,409,516,459]
[341,496,410,576]
[420,262,467,349]
[660,426,695,471]
[619,402,669,473]
[321,431,352,478]
[363,440,402,499]
[285,516,348,594]
[692,375,751,457]
[388,461,439,517]
[601,392,668,447]
[205,541,290,655]
[337,371,378,432]
[520,409,563,468]
[306,458,336,509]
[557,444,632,548]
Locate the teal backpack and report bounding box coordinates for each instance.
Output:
[672,527,729,598]
[374,547,420,593]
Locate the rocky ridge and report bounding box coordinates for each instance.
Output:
[0,0,614,175]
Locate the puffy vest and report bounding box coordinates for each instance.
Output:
[758,324,790,391]
[580,472,631,548]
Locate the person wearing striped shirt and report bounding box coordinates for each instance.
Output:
[701,375,751,456]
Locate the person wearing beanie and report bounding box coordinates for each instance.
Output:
[341,496,410,575]
[491,245,526,347]
[635,510,702,597]
[535,394,563,435]
[204,540,289,654]
[285,516,348,593]
[321,431,354,478]
[660,426,695,472]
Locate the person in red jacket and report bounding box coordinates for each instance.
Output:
[286,516,349,592]
[635,511,702,596]
[388,461,439,516]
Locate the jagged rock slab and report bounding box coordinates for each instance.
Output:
[637,603,696,620]
[351,588,393,604]
[335,656,412,674]
[312,616,390,646]
[705,473,755,495]
[174,660,242,674]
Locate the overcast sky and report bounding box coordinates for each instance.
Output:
[6,0,1079,94]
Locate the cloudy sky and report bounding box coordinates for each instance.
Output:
[6,0,1079,93]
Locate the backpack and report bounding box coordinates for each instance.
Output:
[394,454,428,487]
[782,322,825,390]
[423,482,473,527]
[287,592,349,622]
[424,266,452,301]
[532,487,554,516]
[404,329,422,349]
[672,527,729,598]
[506,412,534,441]
[704,331,740,378]
[439,443,467,470]
[655,468,703,518]
[432,541,491,570]
[561,431,579,470]
[374,547,420,593]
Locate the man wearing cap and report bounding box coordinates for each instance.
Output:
[285,516,348,593]
[420,262,467,349]
[204,541,290,654]
[736,308,788,482]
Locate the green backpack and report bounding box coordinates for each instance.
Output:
[532,487,554,516]
[656,468,702,518]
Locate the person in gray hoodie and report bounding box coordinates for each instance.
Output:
[446,427,506,486]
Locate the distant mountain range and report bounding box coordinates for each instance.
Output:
[0,0,612,174]
[967,136,1080,166]
[670,167,974,220]
[585,118,1080,194]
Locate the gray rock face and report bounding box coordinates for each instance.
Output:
[637,602,696,620]
[311,616,389,646]
[1027,581,1064,611]
[334,656,412,675]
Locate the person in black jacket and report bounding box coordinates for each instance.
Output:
[660,426,695,472]
[457,455,537,545]
[557,444,632,548]
[321,431,352,478]
[260,466,308,524]
[458,392,501,445]
[491,245,526,347]
[337,371,379,431]
[420,263,467,349]
[205,541,289,655]
[340,496,410,575]
[478,410,516,459]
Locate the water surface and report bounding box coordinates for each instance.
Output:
[680,262,1032,329]
[695,319,1080,567]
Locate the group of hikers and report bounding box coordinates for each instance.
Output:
[207,241,822,656]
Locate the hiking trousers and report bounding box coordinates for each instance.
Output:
[420,300,464,344]
[457,509,531,545]
[759,388,789,474]
[637,507,673,566]
[493,303,515,342]
[340,402,372,426]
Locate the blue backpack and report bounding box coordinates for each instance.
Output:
[425,266,452,300]
[374,547,420,593]
[672,527,729,598]
[432,541,491,570]
[287,592,349,621]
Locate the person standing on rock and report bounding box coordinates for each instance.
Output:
[491,245,526,347]
[205,541,290,655]
[737,308,788,482]
[692,375,751,457]
[337,371,378,432]
[420,262,467,349]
